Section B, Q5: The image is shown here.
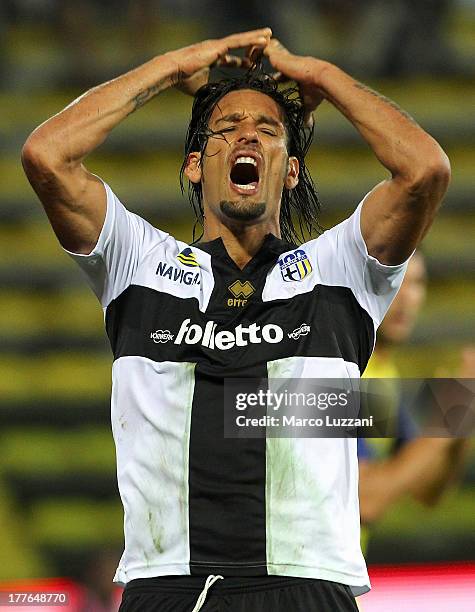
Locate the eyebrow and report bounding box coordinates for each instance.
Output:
[214,113,282,129]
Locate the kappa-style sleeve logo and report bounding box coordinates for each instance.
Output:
[177,247,201,268]
[278,249,313,282]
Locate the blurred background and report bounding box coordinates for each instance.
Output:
[0,0,474,609]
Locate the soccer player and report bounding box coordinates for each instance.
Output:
[22,29,451,612]
[358,252,472,526]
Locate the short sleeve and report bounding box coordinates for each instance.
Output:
[64,181,168,308]
[314,194,411,328]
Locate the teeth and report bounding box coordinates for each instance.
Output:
[235,184,256,190]
[235,156,257,166]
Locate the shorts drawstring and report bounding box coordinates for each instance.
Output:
[191,574,224,612]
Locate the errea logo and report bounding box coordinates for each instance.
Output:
[227,280,255,307]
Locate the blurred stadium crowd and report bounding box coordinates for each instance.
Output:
[0,0,474,607]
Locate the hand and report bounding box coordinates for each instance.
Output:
[170,28,272,95]
[264,39,329,127]
[174,54,252,97]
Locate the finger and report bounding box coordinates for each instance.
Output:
[225,27,272,43]
[264,38,289,55]
[188,66,209,78]
[215,54,245,68]
[223,27,272,51]
[174,66,210,95]
[246,45,264,64]
[271,71,291,83]
[215,54,253,70]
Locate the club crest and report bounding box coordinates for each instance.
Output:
[279,249,313,282]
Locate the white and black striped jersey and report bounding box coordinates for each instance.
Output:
[66,181,409,596]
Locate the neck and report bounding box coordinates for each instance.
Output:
[201,214,281,270]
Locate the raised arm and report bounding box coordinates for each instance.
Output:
[21,28,272,254]
[265,40,451,265]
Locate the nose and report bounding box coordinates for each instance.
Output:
[237,124,259,145]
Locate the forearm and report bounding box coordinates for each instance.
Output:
[409,438,469,505]
[315,62,449,183]
[359,438,463,523]
[358,447,427,524]
[23,52,183,167]
[24,28,273,170]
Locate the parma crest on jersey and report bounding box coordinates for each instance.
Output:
[279,248,313,282]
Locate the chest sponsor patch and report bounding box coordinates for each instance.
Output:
[156,261,200,285]
[149,319,311,351]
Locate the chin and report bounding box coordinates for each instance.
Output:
[219,200,266,222]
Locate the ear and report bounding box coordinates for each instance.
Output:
[284,156,299,190]
[184,152,202,184]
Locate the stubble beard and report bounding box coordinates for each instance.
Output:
[219,199,266,222]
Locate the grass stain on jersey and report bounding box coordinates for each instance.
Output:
[148,509,164,554]
[266,436,330,570]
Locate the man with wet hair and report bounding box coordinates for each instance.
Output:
[22,29,450,612]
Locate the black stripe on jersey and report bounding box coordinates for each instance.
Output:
[187,241,273,574]
[188,362,268,576]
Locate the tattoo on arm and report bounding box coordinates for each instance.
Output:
[354,81,418,125]
[130,81,165,113]
[129,69,189,114]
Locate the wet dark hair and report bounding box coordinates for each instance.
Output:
[179,65,323,245]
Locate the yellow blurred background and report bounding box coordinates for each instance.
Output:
[0,0,473,584]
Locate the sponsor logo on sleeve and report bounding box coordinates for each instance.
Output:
[278,249,312,282]
[288,323,311,340]
[155,261,200,285]
[177,248,200,268]
[150,330,174,343]
[155,248,202,285]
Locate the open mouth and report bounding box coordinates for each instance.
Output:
[229,156,260,192]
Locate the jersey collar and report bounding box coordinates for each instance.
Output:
[193,234,295,273]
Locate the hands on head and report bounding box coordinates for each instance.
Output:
[173,29,326,127]
[173,28,273,96]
